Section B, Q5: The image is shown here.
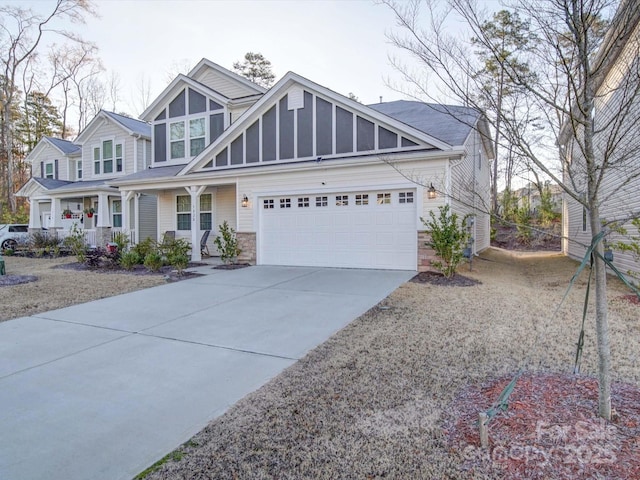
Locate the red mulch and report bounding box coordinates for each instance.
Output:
[618,294,640,305]
[444,372,640,479]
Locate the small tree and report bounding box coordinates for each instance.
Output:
[214,221,242,264]
[422,205,470,278]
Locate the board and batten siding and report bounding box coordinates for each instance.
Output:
[236,157,448,233]
[564,18,640,281]
[193,69,260,100]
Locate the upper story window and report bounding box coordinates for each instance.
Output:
[77,160,83,180]
[94,140,123,175]
[154,87,225,163]
[44,162,54,179]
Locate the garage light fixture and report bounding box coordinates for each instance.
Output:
[241,195,249,208]
[428,184,437,200]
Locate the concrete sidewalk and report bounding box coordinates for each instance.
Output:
[0,265,413,480]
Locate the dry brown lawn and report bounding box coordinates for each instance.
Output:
[0,255,165,321]
[137,248,640,480]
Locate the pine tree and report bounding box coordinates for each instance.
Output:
[232,52,276,88]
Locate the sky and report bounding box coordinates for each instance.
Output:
[23,0,443,117]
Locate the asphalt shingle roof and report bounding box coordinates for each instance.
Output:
[44,137,81,155]
[109,165,184,184]
[33,178,75,190]
[368,101,480,146]
[103,111,151,138]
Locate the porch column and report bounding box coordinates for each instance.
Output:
[134,193,141,244]
[186,185,206,261]
[95,192,112,247]
[29,200,42,229]
[121,190,134,241]
[50,198,62,229]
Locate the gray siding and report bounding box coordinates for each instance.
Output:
[316,97,332,156]
[336,107,353,154]
[279,96,294,160]
[138,194,158,242]
[154,124,166,162]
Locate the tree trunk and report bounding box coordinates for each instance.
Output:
[3,102,16,213]
[589,204,611,420]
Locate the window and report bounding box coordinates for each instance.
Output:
[93,141,122,175]
[280,198,291,208]
[316,196,328,207]
[176,195,191,230]
[103,140,113,173]
[336,195,349,206]
[399,192,414,204]
[94,147,100,174]
[112,200,122,228]
[115,143,123,172]
[200,194,212,230]
[263,199,274,209]
[581,193,587,232]
[45,162,54,179]
[190,118,206,156]
[355,194,369,206]
[170,121,185,159]
[298,197,310,208]
[377,193,391,204]
[77,160,83,179]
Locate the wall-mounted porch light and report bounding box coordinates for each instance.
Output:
[427,184,437,200]
[241,194,249,208]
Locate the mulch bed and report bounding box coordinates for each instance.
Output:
[410,271,481,287]
[54,262,203,282]
[0,275,38,287]
[213,263,251,270]
[618,294,640,305]
[445,372,640,479]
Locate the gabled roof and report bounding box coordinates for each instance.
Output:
[15,177,74,197]
[140,74,232,122]
[188,58,267,96]
[75,110,151,144]
[102,111,151,137]
[368,101,480,146]
[44,137,81,155]
[178,71,454,176]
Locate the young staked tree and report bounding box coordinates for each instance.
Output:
[232,52,276,88]
[0,0,96,212]
[384,0,640,420]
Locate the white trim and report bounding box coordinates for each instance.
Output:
[187,58,267,95]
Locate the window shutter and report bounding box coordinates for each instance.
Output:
[40,162,44,178]
[54,159,59,179]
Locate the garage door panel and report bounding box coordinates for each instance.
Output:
[260,190,417,270]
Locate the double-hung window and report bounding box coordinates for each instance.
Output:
[170,122,185,159]
[190,118,206,156]
[77,160,83,179]
[93,140,123,175]
[200,194,212,230]
[177,195,191,230]
[112,200,122,228]
[44,162,54,179]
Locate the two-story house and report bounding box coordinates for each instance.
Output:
[17,111,154,246]
[109,59,493,268]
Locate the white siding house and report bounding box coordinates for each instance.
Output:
[111,60,494,269]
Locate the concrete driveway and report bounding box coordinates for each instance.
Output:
[0,265,413,480]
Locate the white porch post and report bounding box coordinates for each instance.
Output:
[186,185,206,261]
[97,193,111,227]
[134,193,141,244]
[121,190,134,239]
[29,200,42,229]
[50,198,62,228]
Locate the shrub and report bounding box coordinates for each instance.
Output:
[132,237,156,262]
[515,198,533,243]
[111,231,130,252]
[422,205,470,278]
[63,224,88,263]
[537,184,560,227]
[119,251,141,270]
[214,221,242,264]
[143,252,163,272]
[165,238,191,274]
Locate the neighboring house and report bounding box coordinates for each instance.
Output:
[109,59,493,269]
[17,111,154,246]
[562,5,640,280]
[511,183,563,214]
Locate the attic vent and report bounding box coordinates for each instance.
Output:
[287,87,304,110]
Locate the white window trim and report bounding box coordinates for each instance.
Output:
[199,193,213,230]
[112,199,123,228]
[77,159,83,180]
[44,161,55,179]
[176,193,192,231]
[91,137,125,178]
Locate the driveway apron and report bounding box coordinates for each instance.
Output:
[0,266,413,480]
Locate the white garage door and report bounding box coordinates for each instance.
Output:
[259,189,417,270]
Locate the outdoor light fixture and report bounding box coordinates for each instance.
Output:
[428,184,437,199]
[241,194,249,208]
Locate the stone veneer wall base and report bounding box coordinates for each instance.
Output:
[236,232,256,265]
